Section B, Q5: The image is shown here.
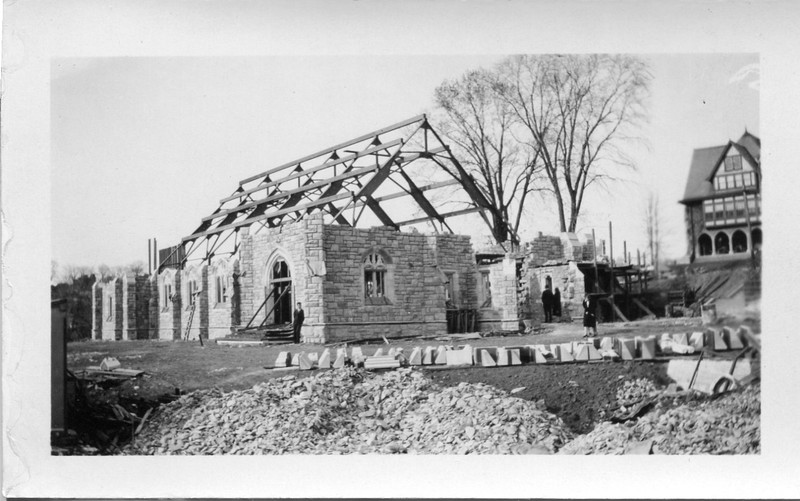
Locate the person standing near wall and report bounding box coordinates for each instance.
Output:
[541,286,553,323]
[293,302,305,343]
[582,294,598,338]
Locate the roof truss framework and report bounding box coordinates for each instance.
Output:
[165,114,493,270]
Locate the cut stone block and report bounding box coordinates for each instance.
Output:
[709,328,728,351]
[274,351,292,368]
[333,353,346,369]
[658,333,673,355]
[317,349,331,369]
[308,352,319,364]
[533,348,549,364]
[290,353,300,366]
[618,338,636,360]
[495,347,509,366]
[508,348,522,365]
[667,358,752,393]
[599,337,615,352]
[388,347,398,357]
[298,352,313,370]
[445,345,473,366]
[336,347,348,361]
[364,356,401,369]
[100,357,121,371]
[586,343,602,361]
[422,346,436,365]
[479,349,497,367]
[600,349,619,361]
[434,345,448,365]
[560,343,574,355]
[473,347,497,365]
[574,344,590,362]
[670,343,695,355]
[636,336,656,360]
[373,348,384,357]
[408,347,422,366]
[507,346,529,363]
[689,331,705,349]
[351,347,365,362]
[723,326,745,350]
[736,325,755,347]
[557,345,575,363]
[672,333,689,346]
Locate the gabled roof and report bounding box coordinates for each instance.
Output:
[162,115,495,270]
[679,131,761,204]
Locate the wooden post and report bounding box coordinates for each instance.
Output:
[609,221,615,322]
[592,229,600,294]
[623,241,627,264]
[742,187,755,266]
[154,238,158,271]
[148,239,152,275]
[637,249,641,266]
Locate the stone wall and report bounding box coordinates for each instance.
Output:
[431,234,478,309]
[147,275,159,339]
[526,262,587,323]
[92,283,103,340]
[525,234,564,266]
[121,273,151,340]
[206,257,238,339]
[158,268,181,340]
[239,215,321,342]
[477,257,519,331]
[684,204,705,260]
[95,278,123,340]
[321,224,444,342]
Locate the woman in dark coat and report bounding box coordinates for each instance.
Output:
[553,287,562,317]
[582,294,597,338]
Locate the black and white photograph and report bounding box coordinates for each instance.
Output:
[3,0,799,498]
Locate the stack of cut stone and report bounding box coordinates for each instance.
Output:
[123,367,572,455]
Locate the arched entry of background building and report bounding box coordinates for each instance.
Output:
[268,257,292,325]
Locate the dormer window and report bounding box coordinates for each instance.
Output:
[724,155,742,172]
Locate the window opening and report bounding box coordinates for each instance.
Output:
[106,295,113,320]
[714,232,730,255]
[698,234,712,256]
[732,230,748,253]
[480,271,492,307]
[363,252,389,303]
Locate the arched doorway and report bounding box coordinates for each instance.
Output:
[268,257,292,325]
[714,232,730,255]
[732,230,748,253]
[698,234,712,256]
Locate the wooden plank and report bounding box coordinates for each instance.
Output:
[363,195,398,228]
[632,297,656,317]
[330,146,406,222]
[224,138,403,203]
[183,192,354,242]
[238,114,425,185]
[351,177,458,209]
[611,302,629,322]
[204,165,379,223]
[398,169,445,222]
[396,207,483,226]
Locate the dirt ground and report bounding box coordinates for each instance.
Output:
[65,317,728,438]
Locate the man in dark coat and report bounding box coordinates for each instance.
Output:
[292,302,305,344]
[541,286,554,323]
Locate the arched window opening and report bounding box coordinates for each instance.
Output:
[106,294,113,321]
[215,274,229,304]
[732,230,748,253]
[698,234,712,256]
[187,279,199,307]
[751,228,762,251]
[714,232,730,255]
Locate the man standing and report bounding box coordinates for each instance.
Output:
[292,302,305,344]
[541,286,553,323]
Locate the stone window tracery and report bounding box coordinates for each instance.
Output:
[363,251,392,305]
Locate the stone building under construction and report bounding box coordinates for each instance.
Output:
[91,115,644,344]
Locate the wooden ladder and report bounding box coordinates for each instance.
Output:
[184,292,203,345]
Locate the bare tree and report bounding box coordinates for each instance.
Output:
[495,55,650,232]
[644,191,662,275]
[433,69,542,246]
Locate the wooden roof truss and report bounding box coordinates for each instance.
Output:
[164,114,493,270]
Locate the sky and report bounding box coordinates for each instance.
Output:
[51,53,759,269]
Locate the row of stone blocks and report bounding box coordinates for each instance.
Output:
[271,325,754,370]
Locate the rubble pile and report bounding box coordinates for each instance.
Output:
[559,384,760,455]
[124,367,571,455]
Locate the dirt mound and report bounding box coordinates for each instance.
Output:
[123,367,572,455]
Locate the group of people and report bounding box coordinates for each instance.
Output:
[541,285,598,338]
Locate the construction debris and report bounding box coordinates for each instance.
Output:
[559,384,760,455]
[123,367,573,455]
